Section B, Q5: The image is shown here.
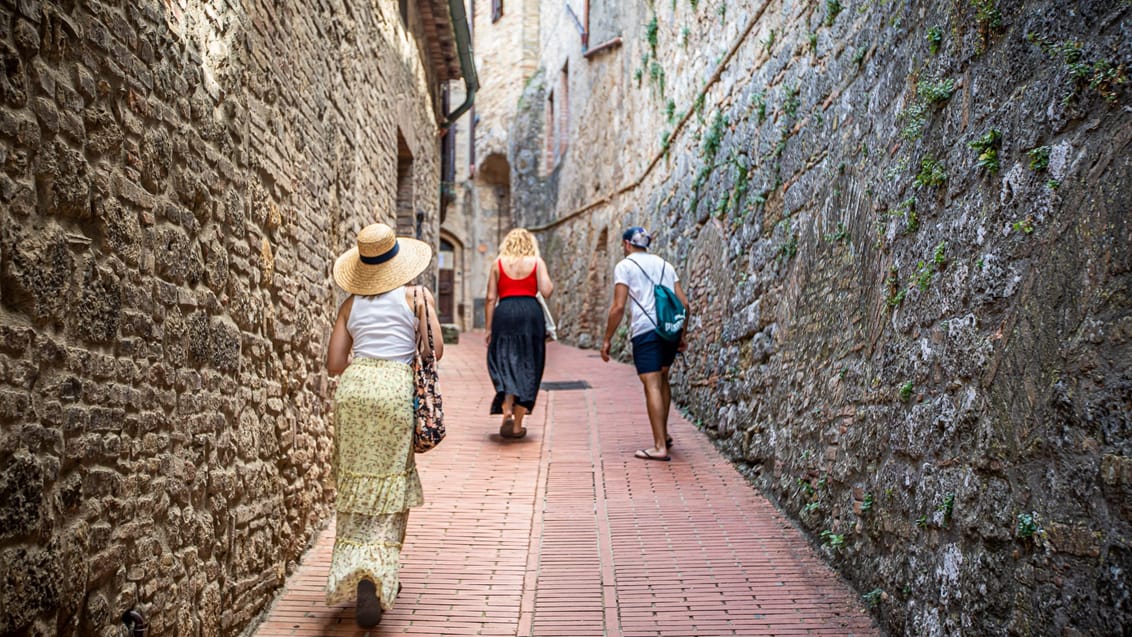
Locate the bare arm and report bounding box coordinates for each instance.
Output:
[536,257,554,298]
[326,296,355,375]
[600,283,629,362]
[421,286,444,361]
[673,279,691,351]
[484,262,499,344]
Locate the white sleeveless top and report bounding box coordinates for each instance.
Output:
[347,286,419,365]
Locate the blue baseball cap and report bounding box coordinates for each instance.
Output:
[622,226,651,249]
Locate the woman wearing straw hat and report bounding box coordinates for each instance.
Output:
[485,228,555,439]
[325,222,443,628]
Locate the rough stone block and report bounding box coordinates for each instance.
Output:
[0,453,42,539]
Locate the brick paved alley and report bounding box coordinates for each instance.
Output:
[251,336,878,637]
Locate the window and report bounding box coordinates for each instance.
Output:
[557,63,569,161]
[399,0,409,26]
[543,63,571,174]
[492,0,503,22]
[544,91,555,174]
[396,133,414,237]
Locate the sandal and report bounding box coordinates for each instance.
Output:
[500,422,528,438]
[356,579,383,628]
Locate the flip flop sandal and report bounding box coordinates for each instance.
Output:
[634,449,671,461]
[500,423,528,438]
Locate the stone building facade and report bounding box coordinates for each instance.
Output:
[442,0,540,330]
[503,0,1132,634]
[0,0,464,634]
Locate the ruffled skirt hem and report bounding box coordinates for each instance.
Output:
[335,469,424,515]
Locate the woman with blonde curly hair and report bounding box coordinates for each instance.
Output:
[485,228,554,438]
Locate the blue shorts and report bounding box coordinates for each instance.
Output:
[631,330,679,375]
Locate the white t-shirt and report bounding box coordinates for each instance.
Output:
[614,253,679,339]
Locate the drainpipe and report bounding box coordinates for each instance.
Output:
[444,0,479,126]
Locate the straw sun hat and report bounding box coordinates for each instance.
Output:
[333,223,432,295]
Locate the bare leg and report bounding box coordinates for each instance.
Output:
[638,371,669,456]
[501,394,514,425]
[512,404,528,435]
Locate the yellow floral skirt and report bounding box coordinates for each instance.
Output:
[327,358,424,610]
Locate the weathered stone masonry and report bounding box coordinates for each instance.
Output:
[514,0,1131,634]
[0,1,452,634]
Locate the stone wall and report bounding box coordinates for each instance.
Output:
[0,0,446,634]
[514,0,1132,634]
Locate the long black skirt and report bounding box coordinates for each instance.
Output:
[488,296,546,414]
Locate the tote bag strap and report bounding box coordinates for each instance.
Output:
[412,286,435,362]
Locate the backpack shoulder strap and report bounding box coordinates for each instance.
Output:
[625,256,657,286]
[623,257,660,330]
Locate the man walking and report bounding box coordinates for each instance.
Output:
[600,226,690,461]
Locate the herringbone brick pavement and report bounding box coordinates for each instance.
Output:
[251,334,878,636]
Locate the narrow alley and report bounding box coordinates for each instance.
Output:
[251,336,877,636]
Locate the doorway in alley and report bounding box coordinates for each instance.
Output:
[438,238,456,324]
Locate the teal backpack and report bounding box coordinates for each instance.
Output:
[626,258,686,342]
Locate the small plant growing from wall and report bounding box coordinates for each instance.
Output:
[1012,216,1035,234]
[899,380,914,402]
[681,26,690,48]
[783,85,801,119]
[825,0,842,27]
[919,77,957,103]
[645,16,659,56]
[913,260,934,290]
[885,267,906,307]
[970,0,1004,53]
[860,492,875,513]
[938,493,955,526]
[933,241,947,268]
[763,28,776,53]
[914,157,947,188]
[1016,511,1045,541]
[797,477,817,499]
[820,529,846,550]
[853,45,868,66]
[1027,34,1129,106]
[824,223,849,243]
[863,589,885,607]
[649,61,666,96]
[702,111,726,160]
[968,128,1002,174]
[897,197,918,232]
[927,26,943,54]
[781,233,799,260]
[900,77,956,140]
[751,91,768,124]
[1027,146,1051,171]
[665,99,676,124]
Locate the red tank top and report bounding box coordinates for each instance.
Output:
[497,260,538,298]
